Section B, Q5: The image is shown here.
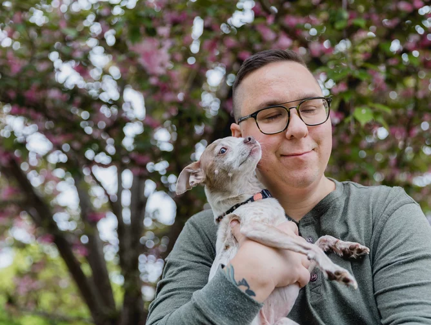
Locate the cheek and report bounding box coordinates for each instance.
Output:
[314,124,332,156]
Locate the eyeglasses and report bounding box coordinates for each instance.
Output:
[237,97,332,135]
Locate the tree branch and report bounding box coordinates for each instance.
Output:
[74,173,117,312]
[3,157,109,325]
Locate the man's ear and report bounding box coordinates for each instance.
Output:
[231,123,242,138]
[176,161,206,195]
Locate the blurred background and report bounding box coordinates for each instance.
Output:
[0,0,430,324]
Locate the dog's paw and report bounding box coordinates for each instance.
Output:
[332,242,370,259]
[316,235,369,259]
[325,267,358,289]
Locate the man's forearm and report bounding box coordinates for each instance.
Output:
[224,256,274,303]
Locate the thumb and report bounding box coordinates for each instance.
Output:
[230,220,242,241]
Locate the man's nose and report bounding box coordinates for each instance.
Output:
[285,110,308,139]
[243,136,256,144]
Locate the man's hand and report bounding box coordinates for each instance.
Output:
[225,221,310,303]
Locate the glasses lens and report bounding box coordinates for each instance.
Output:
[298,98,329,125]
[256,106,288,134]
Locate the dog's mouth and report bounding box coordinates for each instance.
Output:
[239,145,260,166]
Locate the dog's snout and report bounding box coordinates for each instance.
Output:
[243,136,256,144]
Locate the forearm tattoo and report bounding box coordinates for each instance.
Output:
[223,264,256,297]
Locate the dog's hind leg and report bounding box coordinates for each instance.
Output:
[240,222,357,288]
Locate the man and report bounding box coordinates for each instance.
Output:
[147,50,431,324]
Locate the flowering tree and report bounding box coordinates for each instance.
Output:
[0,0,430,324]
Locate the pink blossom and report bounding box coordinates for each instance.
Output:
[74,64,90,78]
[165,11,188,24]
[309,42,323,57]
[401,88,414,97]
[87,212,106,223]
[157,26,170,38]
[266,15,275,24]
[1,186,20,200]
[387,57,399,65]
[144,116,161,128]
[276,34,292,49]
[284,16,302,28]
[202,39,217,53]
[130,153,151,165]
[256,24,276,42]
[38,234,54,244]
[252,2,263,16]
[413,0,424,9]
[172,52,182,62]
[0,148,13,166]
[331,82,348,95]
[7,51,23,75]
[224,98,233,114]
[390,126,407,140]
[100,7,111,16]
[37,61,51,71]
[7,90,16,100]
[73,244,88,257]
[48,88,68,101]
[130,38,170,75]
[24,86,39,104]
[398,1,413,12]
[10,105,26,115]
[369,70,387,92]
[59,19,67,29]
[224,37,237,49]
[131,167,146,176]
[12,12,23,23]
[238,51,251,61]
[15,276,40,295]
[383,18,400,28]
[330,111,344,125]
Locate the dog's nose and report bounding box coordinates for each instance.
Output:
[243,136,256,144]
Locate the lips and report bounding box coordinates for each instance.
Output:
[282,150,313,157]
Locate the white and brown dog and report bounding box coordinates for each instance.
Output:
[176,136,369,325]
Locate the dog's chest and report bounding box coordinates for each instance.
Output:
[235,198,286,225]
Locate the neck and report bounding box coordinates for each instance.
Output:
[268,176,335,222]
[205,174,263,218]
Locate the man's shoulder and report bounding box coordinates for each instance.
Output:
[335,179,418,215]
[184,209,218,242]
[337,179,411,201]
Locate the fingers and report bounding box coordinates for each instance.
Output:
[278,221,299,236]
[296,266,311,288]
[230,220,243,243]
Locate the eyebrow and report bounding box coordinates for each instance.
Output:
[255,93,322,110]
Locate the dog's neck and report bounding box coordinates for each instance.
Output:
[205,172,264,219]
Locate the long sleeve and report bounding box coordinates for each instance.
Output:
[372,189,431,324]
[146,210,262,325]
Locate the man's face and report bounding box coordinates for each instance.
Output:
[231,61,332,191]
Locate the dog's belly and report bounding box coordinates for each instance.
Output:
[258,285,300,324]
[209,245,239,281]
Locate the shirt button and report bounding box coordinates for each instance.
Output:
[306,237,314,243]
[310,273,318,282]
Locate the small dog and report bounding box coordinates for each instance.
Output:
[176,136,369,325]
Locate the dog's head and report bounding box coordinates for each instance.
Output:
[176,136,261,195]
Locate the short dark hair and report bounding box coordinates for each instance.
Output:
[232,49,307,121]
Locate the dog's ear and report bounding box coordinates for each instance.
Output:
[176,161,206,195]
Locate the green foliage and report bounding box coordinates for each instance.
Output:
[0,0,430,323]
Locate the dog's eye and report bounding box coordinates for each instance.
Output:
[219,147,227,155]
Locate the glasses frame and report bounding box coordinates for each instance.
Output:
[237,96,332,135]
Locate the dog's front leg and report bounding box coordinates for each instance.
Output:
[315,235,370,258]
[240,222,357,288]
